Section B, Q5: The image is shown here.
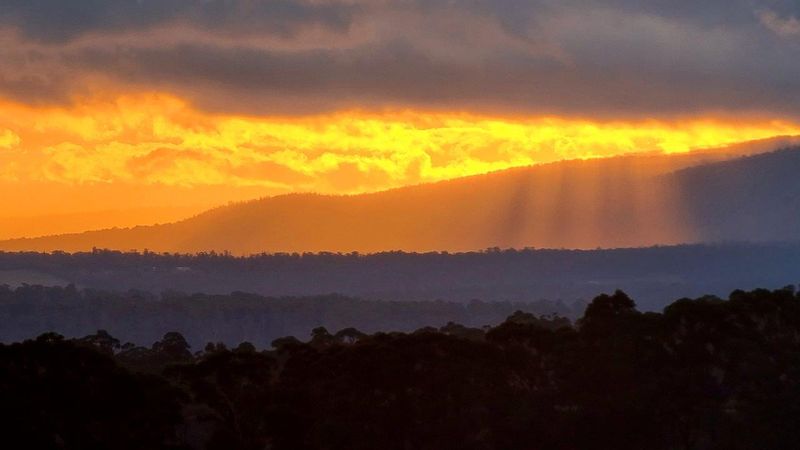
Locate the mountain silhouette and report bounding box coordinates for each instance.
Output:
[675,148,800,242]
[2,144,799,253]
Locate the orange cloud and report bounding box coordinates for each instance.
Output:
[0,129,20,149]
[2,92,800,203]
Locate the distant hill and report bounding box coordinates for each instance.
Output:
[2,243,800,312]
[2,143,799,253]
[0,205,203,240]
[674,148,800,242]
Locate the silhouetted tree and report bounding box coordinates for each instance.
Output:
[4,288,800,449]
[152,331,192,362]
[77,329,121,355]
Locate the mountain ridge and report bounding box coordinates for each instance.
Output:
[4,142,800,254]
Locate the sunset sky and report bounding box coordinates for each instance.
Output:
[2,0,800,237]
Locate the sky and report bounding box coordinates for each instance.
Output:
[2,0,800,236]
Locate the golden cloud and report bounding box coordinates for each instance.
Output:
[2,92,800,196]
[0,129,20,149]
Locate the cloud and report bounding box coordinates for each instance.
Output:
[0,0,799,118]
[0,0,356,42]
[2,93,799,193]
[759,10,800,37]
[0,129,20,149]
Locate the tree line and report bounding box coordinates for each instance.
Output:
[3,243,800,310]
[3,287,800,449]
[0,284,570,347]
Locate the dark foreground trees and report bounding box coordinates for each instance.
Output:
[0,333,185,449]
[2,287,800,449]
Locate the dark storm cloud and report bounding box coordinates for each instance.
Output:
[0,0,356,42]
[0,0,799,117]
[67,41,800,118]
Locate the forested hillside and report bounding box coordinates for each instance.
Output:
[5,147,800,253]
[3,287,800,449]
[0,284,569,347]
[2,243,799,311]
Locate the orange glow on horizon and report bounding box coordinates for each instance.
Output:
[2,92,800,225]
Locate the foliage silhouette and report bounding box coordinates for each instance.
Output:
[3,287,800,449]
